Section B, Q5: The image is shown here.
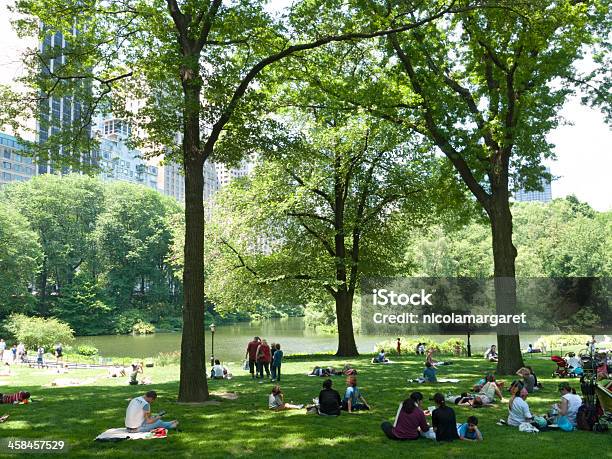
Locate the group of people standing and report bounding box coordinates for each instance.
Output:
[246,337,283,382]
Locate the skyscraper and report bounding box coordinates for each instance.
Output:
[37,28,93,174]
[0,132,36,185]
[515,167,553,203]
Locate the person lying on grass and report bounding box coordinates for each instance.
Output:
[458,415,483,441]
[470,374,504,407]
[317,379,342,416]
[381,391,430,440]
[268,385,304,411]
[0,391,30,404]
[125,390,178,433]
[431,393,459,442]
[342,376,370,412]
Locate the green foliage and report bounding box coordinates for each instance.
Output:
[76,344,99,356]
[5,313,74,350]
[377,337,441,356]
[0,202,42,316]
[132,320,155,335]
[155,351,181,367]
[113,309,147,335]
[534,334,591,351]
[439,338,467,356]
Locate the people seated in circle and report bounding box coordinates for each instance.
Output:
[423,362,437,382]
[268,385,303,411]
[507,381,533,426]
[551,382,582,427]
[341,376,370,412]
[431,392,459,441]
[372,349,389,364]
[484,345,498,362]
[381,391,429,440]
[317,379,342,416]
[458,415,483,441]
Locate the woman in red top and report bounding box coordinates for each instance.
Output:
[256,339,271,380]
[381,392,430,440]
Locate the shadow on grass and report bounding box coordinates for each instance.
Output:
[0,355,599,458]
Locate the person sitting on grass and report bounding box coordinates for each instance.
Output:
[210,359,225,380]
[317,379,341,416]
[129,362,143,385]
[381,391,430,440]
[458,415,483,441]
[484,345,498,362]
[342,376,370,412]
[551,382,582,427]
[125,390,178,433]
[516,367,537,393]
[268,385,303,411]
[0,391,30,404]
[423,362,437,383]
[372,349,388,363]
[507,381,533,427]
[431,393,459,442]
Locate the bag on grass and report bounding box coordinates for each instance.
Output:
[576,403,597,431]
[557,416,574,432]
[519,422,539,433]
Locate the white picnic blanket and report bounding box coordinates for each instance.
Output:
[95,428,162,441]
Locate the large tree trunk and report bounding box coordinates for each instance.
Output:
[490,198,524,374]
[335,289,359,356]
[37,256,48,316]
[178,74,209,402]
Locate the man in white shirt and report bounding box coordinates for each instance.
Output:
[125,390,179,432]
[507,390,533,426]
[0,339,6,361]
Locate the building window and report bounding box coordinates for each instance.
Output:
[3,162,11,169]
[3,172,11,180]
[3,150,10,159]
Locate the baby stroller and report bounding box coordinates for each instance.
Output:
[551,355,572,378]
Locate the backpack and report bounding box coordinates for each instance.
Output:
[576,403,598,431]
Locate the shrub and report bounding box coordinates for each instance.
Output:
[113,309,147,334]
[376,337,441,355]
[132,321,155,335]
[76,345,99,356]
[439,338,466,355]
[534,334,591,351]
[4,313,74,350]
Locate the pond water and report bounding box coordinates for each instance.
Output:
[74,317,563,361]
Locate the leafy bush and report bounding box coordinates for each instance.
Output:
[132,320,155,335]
[155,316,183,332]
[4,313,74,350]
[156,351,180,367]
[376,337,441,355]
[76,345,99,356]
[113,309,147,334]
[535,334,591,351]
[439,338,466,355]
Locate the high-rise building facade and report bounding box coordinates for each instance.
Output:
[515,167,553,203]
[93,118,158,191]
[0,132,36,185]
[38,28,94,174]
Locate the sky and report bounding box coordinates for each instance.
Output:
[1,0,610,211]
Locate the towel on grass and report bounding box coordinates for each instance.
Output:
[95,427,167,442]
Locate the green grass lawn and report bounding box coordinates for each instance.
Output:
[0,354,609,458]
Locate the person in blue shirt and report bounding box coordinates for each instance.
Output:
[342,376,370,412]
[458,415,483,441]
[271,343,283,382]
[423,362,437,382]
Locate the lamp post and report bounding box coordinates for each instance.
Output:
[210,323,216,366]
